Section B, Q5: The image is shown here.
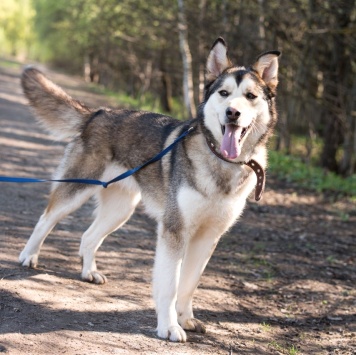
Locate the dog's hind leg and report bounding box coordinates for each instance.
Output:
[176,227,221,334]
[79,185,141,284]
[19,184,98,268]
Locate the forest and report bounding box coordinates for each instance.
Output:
[1,0,355,179]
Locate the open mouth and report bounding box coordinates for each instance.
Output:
[221,125,250,142]
[220,124,251,159]
[238,125,250,142]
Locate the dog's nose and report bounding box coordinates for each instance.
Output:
[226,107,241,122]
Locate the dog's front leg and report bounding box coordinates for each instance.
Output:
[152,223,186,342]
[176,227,221,334]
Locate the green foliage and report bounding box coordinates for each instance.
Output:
[268,150,356,197]
[0,0,35,57]
[31,0,177,67]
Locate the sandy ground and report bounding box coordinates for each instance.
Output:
[0,60,355,354]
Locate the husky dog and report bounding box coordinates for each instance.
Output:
[19,38,280,342]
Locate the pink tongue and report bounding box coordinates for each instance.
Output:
[220,125,243,159]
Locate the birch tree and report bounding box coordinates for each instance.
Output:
[177,0,196,118]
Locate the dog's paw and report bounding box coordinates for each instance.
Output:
[19,251,38,268]
[157,325,187,342]
[81,270,107,284]
[180,318,206,333]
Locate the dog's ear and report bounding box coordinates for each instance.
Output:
[206,37,232,83]
[252,51,280,90]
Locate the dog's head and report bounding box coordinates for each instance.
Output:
[202,38,280,161]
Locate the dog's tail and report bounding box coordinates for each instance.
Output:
[21,67,92,139]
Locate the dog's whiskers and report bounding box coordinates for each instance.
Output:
[250,120,263,136]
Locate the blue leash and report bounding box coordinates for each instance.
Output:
[0,126,194,189]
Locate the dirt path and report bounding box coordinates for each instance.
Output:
[0,61,355,355]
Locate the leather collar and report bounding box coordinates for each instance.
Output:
[206,136,265,201]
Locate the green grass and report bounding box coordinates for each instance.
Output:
[288,345,300,355]
[268,150,356,198]
[268,341,300,354]
[251,256,276,281]
[0,58,22,69]
[260,322,271,332]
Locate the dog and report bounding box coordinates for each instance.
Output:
[19,37,280,342]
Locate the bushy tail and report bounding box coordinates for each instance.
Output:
[21,67,92,139]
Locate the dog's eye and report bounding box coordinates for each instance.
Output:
[219,90,229,97]
[246,92,257,100]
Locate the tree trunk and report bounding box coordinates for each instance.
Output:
[339,77,356,176]
[84,54,91,83]
[258,0,266,51]
[198,0,207,103]
[160,50,173,112]
[177,0,196,118]
[320,1,353,172]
